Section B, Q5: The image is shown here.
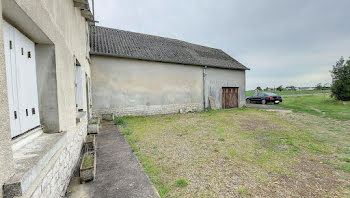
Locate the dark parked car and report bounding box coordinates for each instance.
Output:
[246,92,282,104]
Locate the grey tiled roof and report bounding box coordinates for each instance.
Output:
[90,26,249,70]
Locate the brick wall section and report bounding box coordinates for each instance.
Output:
[93,103,203,117]
[29,117,87,198]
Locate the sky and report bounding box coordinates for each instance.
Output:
[93,0,350,90]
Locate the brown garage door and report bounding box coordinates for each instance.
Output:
[222,87,239,109]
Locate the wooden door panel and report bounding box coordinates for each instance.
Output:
[233,88,238,108]
[222,87,239,109]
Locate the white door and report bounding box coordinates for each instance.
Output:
[3,20,40,138]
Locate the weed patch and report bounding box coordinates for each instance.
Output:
[114,117,126,126]
[174,179,188,187]
[122,128,133,136]
[237,187,250,195]
[82,153,94,168]
[218,137,225,142]
[340,164,350,173]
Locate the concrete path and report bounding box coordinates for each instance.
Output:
[66,121,159,198]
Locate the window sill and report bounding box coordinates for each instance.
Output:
[4,131,67,197]
[12,126,43,152]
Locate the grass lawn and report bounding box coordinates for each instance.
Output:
[245,89,330,97]
[118,108,350,197]
[280,95,350,120]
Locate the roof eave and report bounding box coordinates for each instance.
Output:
[90,52,249,71]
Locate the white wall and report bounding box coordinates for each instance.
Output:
[0,0,91,196]
[2,0,91,132]
[205,67,246,109]
[91,56,204,116]
[91,55,247,116]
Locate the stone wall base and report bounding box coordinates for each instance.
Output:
[93,103,204,117]
[24,117,87,198]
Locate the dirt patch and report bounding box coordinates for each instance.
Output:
[239,117,281,131]
[265,157,349,197]
[253,133,291,152]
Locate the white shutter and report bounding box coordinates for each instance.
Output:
[75,66,83,110]
[20,29,40,130]
[3,21,21,137]
[3,20,40,138]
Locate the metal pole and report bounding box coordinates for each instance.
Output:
[92,0,95,22]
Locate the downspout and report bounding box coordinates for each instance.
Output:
[203,66,207,110]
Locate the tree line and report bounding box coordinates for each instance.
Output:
[255,84,330,92]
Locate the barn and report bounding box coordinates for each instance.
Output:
[90,26,249,116]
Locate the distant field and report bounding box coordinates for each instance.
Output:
[280,95,350,120]
[245,90,331,97]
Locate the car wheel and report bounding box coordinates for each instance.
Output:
[246,99,251,104]
[262,99,266,104]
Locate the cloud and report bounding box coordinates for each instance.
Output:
[94,0,350,89]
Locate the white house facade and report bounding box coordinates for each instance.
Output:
[0,0,93,197]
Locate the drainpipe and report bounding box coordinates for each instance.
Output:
[203,66,207,110]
